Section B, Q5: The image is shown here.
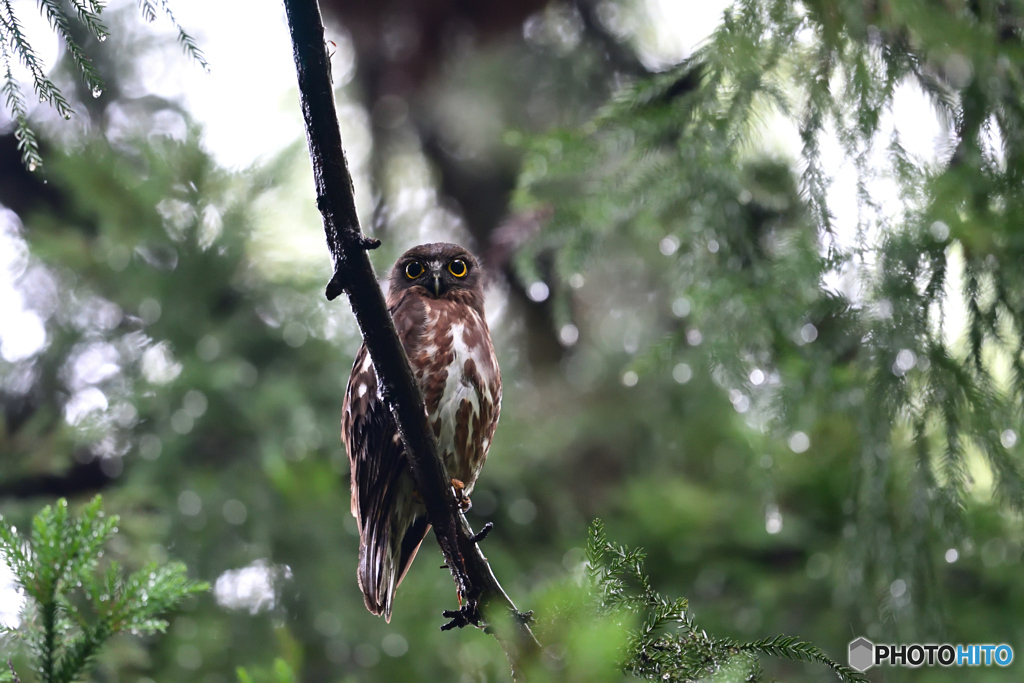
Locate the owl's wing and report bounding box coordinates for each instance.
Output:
[343,292,421,528]
[343,344,399,529]
[341,294,431,620]
[342,344,402,616]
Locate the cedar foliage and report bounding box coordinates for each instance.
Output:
[517,0,1024,638]
[586,520,867,683]
[0,0,206,169]
[0,497,206,683]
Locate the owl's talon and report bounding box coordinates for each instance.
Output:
[441,602,481,631]
[515,610,534,625]
[450,478,472,512]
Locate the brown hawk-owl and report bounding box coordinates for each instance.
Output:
[342,242,501,621]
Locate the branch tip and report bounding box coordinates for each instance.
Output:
[470,522,494,544]
[325,270,346,300]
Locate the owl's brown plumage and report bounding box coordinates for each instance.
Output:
[342,243,501,621]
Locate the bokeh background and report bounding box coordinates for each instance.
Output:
[2,0,1023,681]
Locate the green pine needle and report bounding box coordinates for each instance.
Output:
[0,0,207,169]
[0,496,208,683]
[585,520,863,683]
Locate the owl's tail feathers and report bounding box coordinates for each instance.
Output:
[358,514,431,622]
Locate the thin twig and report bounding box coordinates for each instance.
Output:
[281,0,539,674]
[470,522,494,544]
[7,660,20,683]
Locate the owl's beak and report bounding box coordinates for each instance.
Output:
[432,274,442,297]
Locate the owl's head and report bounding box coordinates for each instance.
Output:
[389,242,484,302]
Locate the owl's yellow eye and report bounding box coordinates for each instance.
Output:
[448,259,468,278]
[405,261,424,279]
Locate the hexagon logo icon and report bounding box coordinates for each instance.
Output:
[848,637,875,672]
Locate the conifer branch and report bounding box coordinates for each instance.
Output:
[136,1,209,71]
[587,520,867,683]
[37,0,105,95]
[1,37,41,170]
[737,635,868,683]
[67,0,109,39]
[0,0,71,118]
[156,0,208,72]
[518,0,1024,635]
[0,497,207,683]
[0,0,206,168]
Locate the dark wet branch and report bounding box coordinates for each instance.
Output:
[281,0,538,673]
[0,459,113,499]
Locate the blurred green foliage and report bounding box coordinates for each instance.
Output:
[236,658,296,683]
[2,0,1024,681]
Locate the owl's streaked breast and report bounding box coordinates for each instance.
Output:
[408,298,501,493]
